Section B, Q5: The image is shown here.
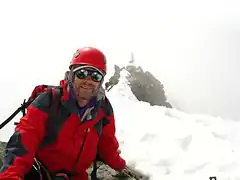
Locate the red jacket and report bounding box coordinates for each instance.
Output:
[0,80,126,180]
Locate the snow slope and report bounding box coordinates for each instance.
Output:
[108,69,240,180]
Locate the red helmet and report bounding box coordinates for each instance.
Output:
[69,47,107,74]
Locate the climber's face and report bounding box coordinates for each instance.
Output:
[72,67,103,106]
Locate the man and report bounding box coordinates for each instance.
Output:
[0,47,126,180]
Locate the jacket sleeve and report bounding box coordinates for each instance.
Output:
[97,98,126,170]
[0,92,50,179]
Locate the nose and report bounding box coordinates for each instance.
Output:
[86,76,93,81]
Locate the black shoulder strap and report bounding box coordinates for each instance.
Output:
[39,86,63,148]
[48,87,63,113]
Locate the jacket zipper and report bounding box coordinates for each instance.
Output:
[72,128,89,173]
[72,107,93,174]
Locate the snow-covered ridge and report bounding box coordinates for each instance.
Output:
[107,71,240,180]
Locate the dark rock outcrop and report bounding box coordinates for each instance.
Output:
[105,63,172,108]
[125,64,172,108]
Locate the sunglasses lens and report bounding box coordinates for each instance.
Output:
[75,68,103,82]
[75,69,88,79]
[91,72,103,82]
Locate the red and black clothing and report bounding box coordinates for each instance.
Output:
[0,80,125,180]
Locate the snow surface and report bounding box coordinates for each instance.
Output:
[107,69,240,180]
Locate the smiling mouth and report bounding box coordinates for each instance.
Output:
[80,86,93,90]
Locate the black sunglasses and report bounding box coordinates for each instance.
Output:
[74,68,103,82]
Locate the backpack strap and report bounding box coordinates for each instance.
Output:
[39,86,63,148]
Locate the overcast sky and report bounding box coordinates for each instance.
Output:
[0,0,240,123]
